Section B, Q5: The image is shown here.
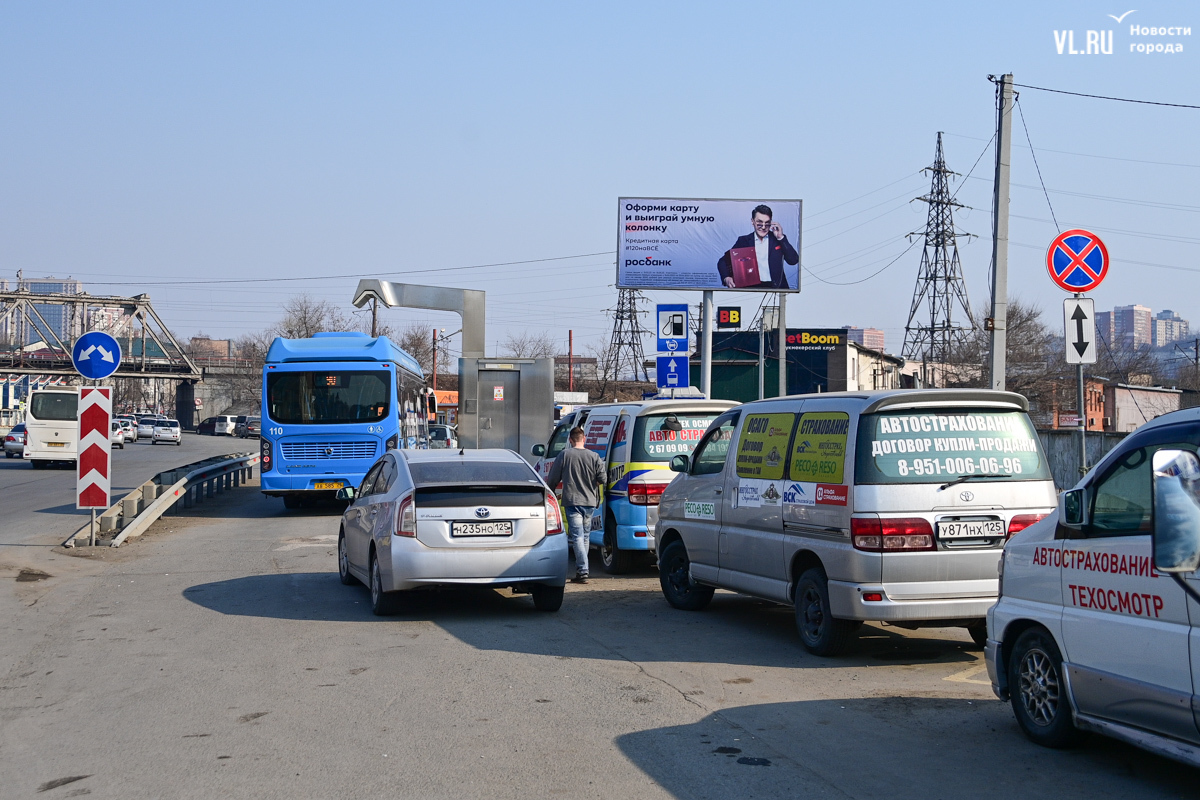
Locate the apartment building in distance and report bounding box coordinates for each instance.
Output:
[1096,304,1191,350]
[1153,309,1190,348]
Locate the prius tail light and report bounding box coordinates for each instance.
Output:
[545,494,564,535]
[628,482,668,506]
[395,496,416,537]
[851,516,935,552]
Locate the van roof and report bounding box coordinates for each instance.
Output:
[739,388,1029,414]
[574,399,738,416]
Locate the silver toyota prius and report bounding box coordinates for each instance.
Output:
[336,449,568,614]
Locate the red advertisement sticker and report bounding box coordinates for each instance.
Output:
[815,484,848,505]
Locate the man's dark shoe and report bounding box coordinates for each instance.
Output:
[571,574,590,584]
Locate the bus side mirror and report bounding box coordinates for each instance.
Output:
[531,444,545,457]
[336,487,355,501]
[670,454,690,473]
[1152,449,1200,573]
[1060,489,1085,526]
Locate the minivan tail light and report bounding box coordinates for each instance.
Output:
[396,496,416,537]
[851,516,934,552]
[1007,513,1047,538]
[628,482,668,505]
[545,494,564,535]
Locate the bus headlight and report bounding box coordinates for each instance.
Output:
[386,435,398,451]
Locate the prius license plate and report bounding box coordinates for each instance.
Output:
[938,520,1004,539]
[47,442,66,448]
[451,521,513,537]
[314,481,345,490]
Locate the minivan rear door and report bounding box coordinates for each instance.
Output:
[719,409,799,602]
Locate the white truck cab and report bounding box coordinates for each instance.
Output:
[987,406,1200,767]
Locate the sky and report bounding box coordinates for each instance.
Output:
[2,1,1198,364]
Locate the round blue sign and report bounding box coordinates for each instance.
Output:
[72,331,122,380]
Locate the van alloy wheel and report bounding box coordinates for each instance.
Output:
[1017,647,1061,727]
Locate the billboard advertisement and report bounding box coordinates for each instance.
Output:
[618,198,802,292]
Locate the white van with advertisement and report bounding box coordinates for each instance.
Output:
[656,389,1056,656]
[532,398,736,573]
[986,407,1200,767]
[25,388,79,469]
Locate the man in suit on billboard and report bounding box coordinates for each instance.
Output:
[716,204,800,289]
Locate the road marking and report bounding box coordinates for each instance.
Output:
[944,661,990,685]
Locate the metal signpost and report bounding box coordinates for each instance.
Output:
[1048,230,1108,475]
[72,332,121,545]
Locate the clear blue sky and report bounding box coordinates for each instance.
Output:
[2,1,1197,359]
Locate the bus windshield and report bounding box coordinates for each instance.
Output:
[266,371,390,425]
[30,392,78,421]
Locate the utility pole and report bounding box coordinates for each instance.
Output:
[568,330,574,392]
[431,328,438,391]
[987,73,1014,391]
[371,297,378,337]
[700,292,713,398]
[777,293,787,397]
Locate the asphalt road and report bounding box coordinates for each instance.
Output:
[0,432,256,548]
[1,478,1197,799]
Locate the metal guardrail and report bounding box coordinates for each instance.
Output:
[64,452,260,548]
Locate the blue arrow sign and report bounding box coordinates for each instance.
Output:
[656,355,690,390]
[72,331,122,380]
[656,304,689,354]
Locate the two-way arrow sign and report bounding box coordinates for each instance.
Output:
[1064,298,1097,365]
[79,344,115,363]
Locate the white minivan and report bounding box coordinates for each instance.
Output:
[656,389,1057,655]
[987,406,1200,767]
[25,389,79,469]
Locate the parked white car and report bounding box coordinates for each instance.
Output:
[110,421,126,449]
[152,419,182,445]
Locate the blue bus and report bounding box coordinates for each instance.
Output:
[259,332,429,508]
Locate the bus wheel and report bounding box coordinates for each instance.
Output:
[601,520,635,575]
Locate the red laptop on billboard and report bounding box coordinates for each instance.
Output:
[728,247,762,287]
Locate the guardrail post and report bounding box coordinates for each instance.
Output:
[206,479,214,499]
[232,470,240,487]
[122,495,140,525]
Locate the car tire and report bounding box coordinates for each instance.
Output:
[1008,627,1083,748]
[531,584,564,612]
[794,568,855,657]
[600,520,635,575]
[369,553,398,616]
[337,531,357,586]
[658,540,715,611]
[967,620,988,649]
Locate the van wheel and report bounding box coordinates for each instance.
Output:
[337,531,356,586]
[967,620,988,649]
[1008,627,1083,748]
[794,568,855,657]
[658,540,714,611]
[600,522,635,575]
[531,584,564,612]
[369,553,399,616]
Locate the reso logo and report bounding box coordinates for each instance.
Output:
[625,258,672,267]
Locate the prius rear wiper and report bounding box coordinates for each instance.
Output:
[938,474,1011,491]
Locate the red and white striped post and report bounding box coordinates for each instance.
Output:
[77,387,112,545]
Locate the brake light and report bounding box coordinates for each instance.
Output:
[1007,513,1047,538]
[628,482,668,506]
[545,494,564,535]
[395,496,416,537]
[851,516,935,552]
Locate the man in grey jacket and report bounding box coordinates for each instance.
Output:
[547,426,606,584]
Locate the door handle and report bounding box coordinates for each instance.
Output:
[714,488,723,494]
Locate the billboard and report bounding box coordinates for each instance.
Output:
[618,198,802,292]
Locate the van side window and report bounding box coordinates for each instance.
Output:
[545,424,572,459]
[1091,442,1197,536]
[692,416,738,476]
[735,413,795,480]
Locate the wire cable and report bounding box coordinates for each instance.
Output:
[1015,97,1061,233]
[1011,82,1200,110]
[803,238,920,286]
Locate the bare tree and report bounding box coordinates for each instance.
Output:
[501,330,557,359]
[270,294,351,339]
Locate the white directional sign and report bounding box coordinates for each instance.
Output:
[1064,297,1097,365]
[656,355,690,390]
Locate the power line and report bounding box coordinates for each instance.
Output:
[803,239,920,286]
[1011,81,1200,110]
[1015,97,1061,233]
[944,131,1200,170]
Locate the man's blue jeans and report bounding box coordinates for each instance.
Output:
[565,505,594,576]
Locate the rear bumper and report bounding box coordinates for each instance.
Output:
[827,579,995,622]
[385,532,569,591]
[261,475,358,494]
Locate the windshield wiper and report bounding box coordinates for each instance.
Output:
[938,474,1011,491]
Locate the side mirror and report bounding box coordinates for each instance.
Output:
[670,454,690,473]
[1152,449,1200,574]
[531,444,546,457]
[1060,488,1085,526]
[336,487,355,501]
